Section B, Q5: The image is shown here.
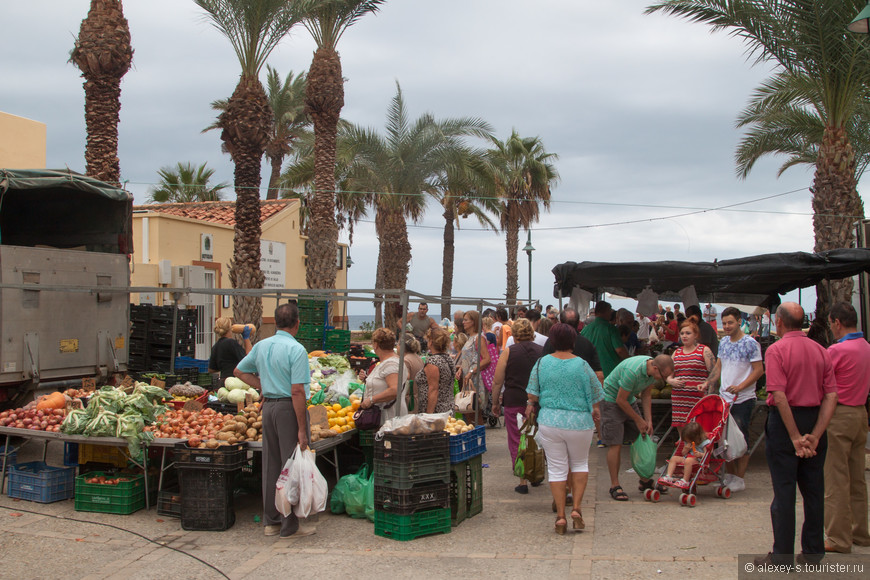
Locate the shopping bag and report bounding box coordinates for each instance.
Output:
[630,434,657,480]
[275,453,297,517]
[513,417,545,484]
[292,447,329,518]
[343,464,372,519]
[364,472,375,522]
[330,476,350,514]
[454,376,477,413]
[717,413,747,461]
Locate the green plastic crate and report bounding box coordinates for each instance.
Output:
[449,455,483,525]
[297,298,328,311]
[300,309,327,325]
[374,507,451,541]
[467,455,483,517]
[74,472,145,515]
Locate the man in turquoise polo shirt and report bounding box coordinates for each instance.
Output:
[235,302,311,539]
[600,354,674,501]
[581,301,629,377]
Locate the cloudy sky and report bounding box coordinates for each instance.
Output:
[5,0,851,314]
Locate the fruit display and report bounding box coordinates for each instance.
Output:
[443,416,473,435]
[309,395,361,442]
[650,386,672,399]
[149,404,263,448]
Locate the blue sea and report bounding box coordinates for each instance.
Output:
[347,314,376,330]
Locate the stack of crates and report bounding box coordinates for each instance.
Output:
[325,329,351,353]
[373,431,452,541]
[128,304,197,372]
[297,297,328,352]
[449,425,486,526]
[173,442,247,531]
[358,429,374,468]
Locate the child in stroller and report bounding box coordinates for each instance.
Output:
[660,422,709,488]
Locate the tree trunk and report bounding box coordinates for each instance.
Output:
[304,46,342,291]
[504,217,519,309]
[440,202,456,320]
[810,126,865,343]
[376,200,412,332]
[266,153,282,200]
[70,0,133,186]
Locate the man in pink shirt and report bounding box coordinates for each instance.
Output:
[823,302,870,553]
[758,302,838,566]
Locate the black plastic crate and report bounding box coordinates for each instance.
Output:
[450,455,483,525]
[373,455,450,490]
[173,442,247,470]
[178,468,236,531]
[374,481,450,514]
[374,431,449,464]
[157,487,182,518]
[127,355,147,371]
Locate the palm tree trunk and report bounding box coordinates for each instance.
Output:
[266,154,282,200]
[505,215,519,308]
[229,146,265,329]
[70,0,133,186]
[376,201,412,331]
[440,202,456,320]
[810,126,865,342]
[305,46,342,291]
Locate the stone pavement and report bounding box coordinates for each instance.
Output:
[0,427,868,579]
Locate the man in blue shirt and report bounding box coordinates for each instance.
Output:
[235,302,311,539]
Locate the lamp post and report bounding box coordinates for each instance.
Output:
[522,230,535,308]
[849,1,870,33]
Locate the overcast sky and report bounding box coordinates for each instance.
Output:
[5,0,856,314]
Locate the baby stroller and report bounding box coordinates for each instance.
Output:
[644,394,732,506]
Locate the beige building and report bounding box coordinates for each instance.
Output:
[131,200,348,357]
[0,111,47,169]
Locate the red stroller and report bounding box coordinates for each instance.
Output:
[644,394,733,506]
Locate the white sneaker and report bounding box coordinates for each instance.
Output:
[727,476,745,492]
[264,524,281,536]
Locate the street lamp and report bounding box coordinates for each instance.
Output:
[849,1,870,34]
[522,230,535,308]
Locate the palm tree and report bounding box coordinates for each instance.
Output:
[193,0,301,329]
[342,83,493,329]
[149,162,228,203]
[646,1,870,341]
[264,67,309,199]
[69,0,133,185]
[432,148,500,320]
[296,0,385,292]
[486,131,558,307]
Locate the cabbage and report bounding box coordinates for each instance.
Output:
[225,377,250,391]
[216,387,229,402]
[227,389,247,404]
[247,388,260,402]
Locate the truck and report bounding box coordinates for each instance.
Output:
[0,169,132,406]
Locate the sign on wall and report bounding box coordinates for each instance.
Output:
[201,233,214,261]
[260,240,286,289]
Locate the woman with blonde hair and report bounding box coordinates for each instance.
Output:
[208,316,253,387]
[357,328,408,426]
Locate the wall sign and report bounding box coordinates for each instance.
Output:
[201,233,214,261]
[260,240,286,289]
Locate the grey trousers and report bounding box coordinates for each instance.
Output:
[262,398,309,536]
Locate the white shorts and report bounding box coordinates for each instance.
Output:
[536,425,595,482]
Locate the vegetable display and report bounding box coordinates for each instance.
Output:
[148,404,263,448]
[0,407,66,431]
[216,377,260,404]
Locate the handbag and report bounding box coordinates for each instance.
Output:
[353,370,396,431]
[513,416,545,484]
[454,375,477,413]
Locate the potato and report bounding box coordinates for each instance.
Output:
[252,421,262,430]
[217,431,231,441]
[227,436,238,444]
[206,440,220,449]
[246,428,258,439]
[220,423,236,433]
[235,421,247,434]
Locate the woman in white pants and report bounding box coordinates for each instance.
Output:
[526,323,603,535]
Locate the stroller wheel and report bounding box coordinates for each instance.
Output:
[643,489,652,501]
[686,493,697,507]
[679,493,688,505]
[719,487,731,499]
[650,489,661,502]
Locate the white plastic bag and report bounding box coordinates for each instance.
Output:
[716,414,747,461]
[275,454,296,517]
[291,446,328,518]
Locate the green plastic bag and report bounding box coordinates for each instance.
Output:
[310,390,325,405]
[364,473,375,522]
[631,434,657,480]
[330,475,350,514]
[343,465,372,519]
[513,418,545,484]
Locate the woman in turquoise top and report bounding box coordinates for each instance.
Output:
[527,323,604,535]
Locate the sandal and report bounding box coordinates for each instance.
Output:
[609,485,629,501]
[555,517,567,535]
[571,510,585,530]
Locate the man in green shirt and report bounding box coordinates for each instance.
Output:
[581,301,629,377]
[600,354,674,501]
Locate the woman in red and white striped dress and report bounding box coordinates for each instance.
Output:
[667,318,715,435]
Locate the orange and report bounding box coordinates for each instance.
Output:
[351,400,361,410]
[332,403,342,412]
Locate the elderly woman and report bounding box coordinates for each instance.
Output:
[527,323,604,535]
[415,328,455,413]
[492,318,542,494]
[357,328,408,426]
[208,317,252,387]
[457,310,491,426]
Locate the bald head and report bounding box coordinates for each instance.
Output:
[653,354,674,376]
[776,302,804,332]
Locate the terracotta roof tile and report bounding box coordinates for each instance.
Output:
[133,199,293,226]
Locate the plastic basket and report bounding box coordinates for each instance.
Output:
[374,507,451,541]
[375,431,449,464]
[157,487,182,518]
[297,298,328,311]
[467,455,483,517]
[449,455,483,526]
[178,468,236,531]
[300,308,327,325]
[449,425,487,463]
[173,441,247,470]
[373,455,450,490]
[296,324,325,339]
[374,481,450,514]
[175,357,210,372]
[8,462,75,503]
[167,390,209,410]
[358,430,374,447]
[74,472,144,514]
[78,444,128,468]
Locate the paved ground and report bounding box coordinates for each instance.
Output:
[1,426,868,580]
